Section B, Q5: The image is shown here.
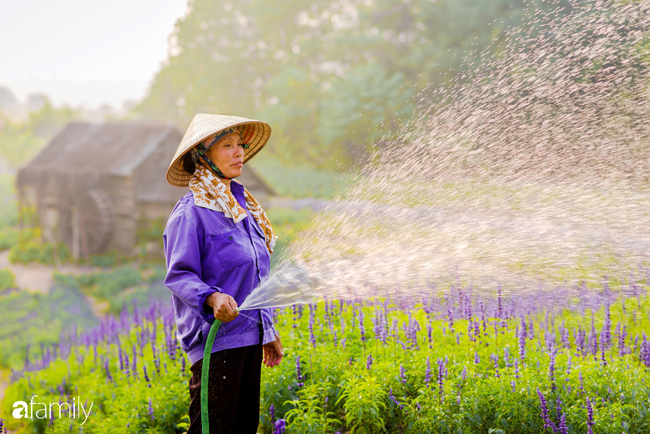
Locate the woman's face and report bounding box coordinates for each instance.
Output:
[204,131,245,178]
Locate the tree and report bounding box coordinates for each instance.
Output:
[133,0,562,168]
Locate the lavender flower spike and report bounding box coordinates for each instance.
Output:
[536,388,557,433]
[296,355,304,387]
[400,364,407,384]
[586,396,594,434]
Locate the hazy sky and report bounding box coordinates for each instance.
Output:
[0,0,188,109]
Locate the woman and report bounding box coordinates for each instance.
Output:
[163,114,284,434]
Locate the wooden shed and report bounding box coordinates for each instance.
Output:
[17,121,276,258]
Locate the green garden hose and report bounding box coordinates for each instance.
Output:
[201,318,221,434]
[201,307,238,434]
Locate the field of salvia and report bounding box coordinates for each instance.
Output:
[1,271,649,434]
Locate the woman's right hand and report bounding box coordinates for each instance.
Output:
[205,292,239,323]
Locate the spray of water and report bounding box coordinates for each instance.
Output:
[240,0,650,311]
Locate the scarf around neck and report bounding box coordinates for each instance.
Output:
[189,162,277,254]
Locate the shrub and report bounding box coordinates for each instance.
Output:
[0,268,15,290]
[8,234,69,265]
[90,252,117,267]
[0,226,19,250]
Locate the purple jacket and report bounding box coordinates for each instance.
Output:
[163,182,277,365]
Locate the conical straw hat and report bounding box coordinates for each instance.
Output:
[166,113,272,187]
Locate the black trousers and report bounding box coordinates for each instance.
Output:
[187,343,264,434]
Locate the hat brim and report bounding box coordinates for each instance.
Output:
[166,114,271,187]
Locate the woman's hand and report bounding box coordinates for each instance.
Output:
[262,333,284,368]
[205,292,239,323]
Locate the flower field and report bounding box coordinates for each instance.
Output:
[1,273,649,433]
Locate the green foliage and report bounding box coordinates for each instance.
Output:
[90,252,118,268]
[145,264,167,283]
[337,374,387,433]
[134,0,561,168]
[9,239,70,265]
[0,226,19,250]
[0,174,17,229]
[284,383,341,433]
[137,217,165,247]
[74,265,144,314]
[0,267,15,290]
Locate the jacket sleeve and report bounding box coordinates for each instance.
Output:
[260,308,279,345]
[163,214,222,325]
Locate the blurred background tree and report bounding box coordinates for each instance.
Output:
[0,98,79,168]
[134,0,573,169]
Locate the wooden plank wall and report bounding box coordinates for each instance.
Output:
[101,175,137,255]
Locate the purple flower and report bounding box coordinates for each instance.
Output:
[491,353,500,378]
[537,388,557,433]
[274,419,286,434]
[504,347,512,368]
[549,346,557,391]
[389,387,404,409]
[269,404,275,426]
[424,357,431,388]
[143,365,151,386]
[359,309,366,343]
[148,397,154,421]
[558,412,568,434]
[437,358,445,403]
[474,351,480,365]
[579,370,585,393]
[309,306,316,347]
[640,333,650,367]
[366,354,373,370]
[586,396,594,434]
[575,327,586,356]
[104,358,113,382]
[296,355,304,387]
[618,325,627,356]
[519,318,527,361]
[514,358,520,379]
[400,364,407,384]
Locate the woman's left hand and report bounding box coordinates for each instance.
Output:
[262,333,284,368]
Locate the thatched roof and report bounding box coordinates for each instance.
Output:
[20,121,178,177]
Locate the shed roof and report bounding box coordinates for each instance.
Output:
[18,120,278,205]
[20,121,176,177]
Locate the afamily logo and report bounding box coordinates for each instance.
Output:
[12,395,93,425]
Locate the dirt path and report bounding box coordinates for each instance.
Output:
[0,250,104,294]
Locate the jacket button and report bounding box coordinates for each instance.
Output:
[228,236,233,241]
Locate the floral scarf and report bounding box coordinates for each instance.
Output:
[189,162,277,253]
